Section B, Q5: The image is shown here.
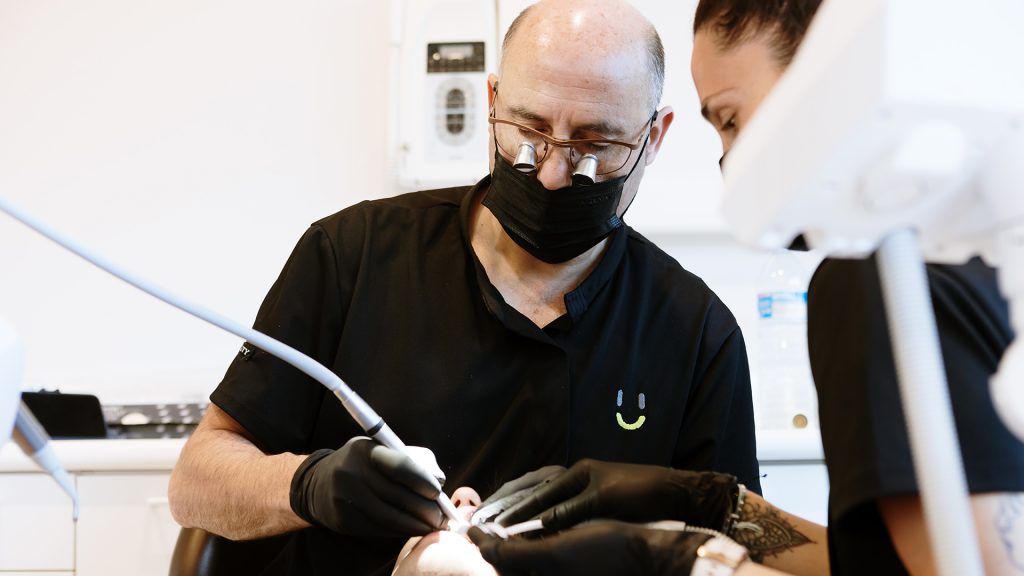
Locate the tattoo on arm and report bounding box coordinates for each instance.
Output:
[997,495,1024,571]
[731,498,814,563]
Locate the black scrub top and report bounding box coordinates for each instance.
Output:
[808,255,1024,574]
[211,178,760,575]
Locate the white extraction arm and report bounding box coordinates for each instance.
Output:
[721,1,1024,575]
[0,319,80,518]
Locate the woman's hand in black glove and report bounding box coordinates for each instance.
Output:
[494,459,739,531]
[469,520,720,576]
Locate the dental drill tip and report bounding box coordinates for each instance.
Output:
[437,491,463,528]
[447,520,470,535]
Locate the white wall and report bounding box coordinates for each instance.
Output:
[0,0,394,402]
[0,0,814,408]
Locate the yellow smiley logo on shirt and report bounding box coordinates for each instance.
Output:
[615,389,646,431]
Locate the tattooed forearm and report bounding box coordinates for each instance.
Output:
[730,498,814,562]
[997,495,1024,571]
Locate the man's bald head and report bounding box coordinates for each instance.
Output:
[500,0,665,112]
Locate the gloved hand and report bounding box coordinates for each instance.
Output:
[468,520,717,576]
[290,436,444,538]
[494,459,739,532]
[472,465,566,525]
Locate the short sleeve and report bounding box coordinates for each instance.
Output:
[211,224,347,455]
[809,256,1024,521]
[674,304,761,494]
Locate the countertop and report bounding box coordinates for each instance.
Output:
[0,429,823,474]
[0,438,187,472]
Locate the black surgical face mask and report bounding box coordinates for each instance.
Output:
[483,144,647,264]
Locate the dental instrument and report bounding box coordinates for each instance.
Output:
[1,319,80,518]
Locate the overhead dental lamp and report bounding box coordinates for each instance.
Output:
[720,1,1024,575]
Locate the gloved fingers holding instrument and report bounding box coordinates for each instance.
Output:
[471,465,565,525]
[290,436,446,538]
[494,459,742,533]
[469,520,750,576]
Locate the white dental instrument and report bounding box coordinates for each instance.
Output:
[1,319,80,519]
[0,195,464,531]
[473,518,545,540]
[503,518,544,536]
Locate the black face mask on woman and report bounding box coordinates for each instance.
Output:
[482,139,649,264]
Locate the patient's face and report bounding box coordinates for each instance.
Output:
[392,487,497,576]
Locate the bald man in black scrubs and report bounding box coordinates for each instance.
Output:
[167,1,761,574]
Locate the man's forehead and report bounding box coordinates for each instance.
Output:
[496,53,651,137]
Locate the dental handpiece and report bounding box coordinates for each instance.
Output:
[0,195,465,531]
[333,391,464,530]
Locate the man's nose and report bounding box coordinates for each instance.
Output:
[536,147,573,190]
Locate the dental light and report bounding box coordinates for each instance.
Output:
[720,0,1024,575]
[0,196,465,532]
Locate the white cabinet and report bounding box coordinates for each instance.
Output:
[76,472,179,576]
[0,473,75,573]
[759,462,830,526]
[0,471,179,576]
[0,439,186,576]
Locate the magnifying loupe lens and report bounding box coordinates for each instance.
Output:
[513,143,537,173]
[572,154,599,185]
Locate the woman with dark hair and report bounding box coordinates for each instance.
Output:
[691,1,1022,574]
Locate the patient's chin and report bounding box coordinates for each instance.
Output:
[392,529,496,576]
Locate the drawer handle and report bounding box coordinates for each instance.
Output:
[147,497,170,507]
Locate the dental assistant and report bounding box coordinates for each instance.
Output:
[167,1,761,574]
[470,1,1024,575]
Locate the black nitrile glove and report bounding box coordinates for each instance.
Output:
[472,465,566,525]
[290,437,444,538]
[469,521,715,576]
[494,459,738,531]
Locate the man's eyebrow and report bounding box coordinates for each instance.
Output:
[506,104,628,139]
[507,105,546,123]
[577,120,627,139]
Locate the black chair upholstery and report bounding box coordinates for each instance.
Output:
[168,527,290,576]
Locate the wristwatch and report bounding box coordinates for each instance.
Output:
[690,535,749,576]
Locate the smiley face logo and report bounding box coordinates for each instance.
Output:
[615,389,646,431]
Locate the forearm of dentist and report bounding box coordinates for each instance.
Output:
[169,404,309,540]
[169,404,447,541]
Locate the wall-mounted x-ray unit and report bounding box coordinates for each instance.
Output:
[389,0,498,191]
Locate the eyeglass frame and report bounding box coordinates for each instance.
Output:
[488,92,658,177]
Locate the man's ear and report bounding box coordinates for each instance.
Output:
[487,74,499,109]
[644,105,675,166]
